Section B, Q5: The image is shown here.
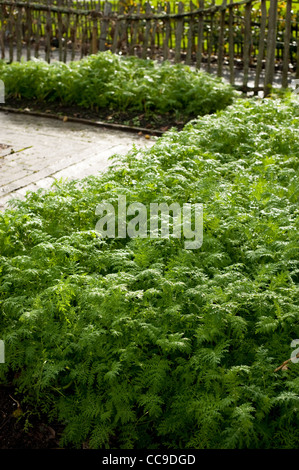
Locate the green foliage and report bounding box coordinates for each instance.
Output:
[0,95,299,448]
[0,52,235,120]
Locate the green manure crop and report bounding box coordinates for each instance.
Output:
[0,52,236,121]
[0,95,299,449]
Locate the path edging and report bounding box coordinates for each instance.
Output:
[0,106,165,137]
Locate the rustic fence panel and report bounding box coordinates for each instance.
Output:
[0,0,298,96]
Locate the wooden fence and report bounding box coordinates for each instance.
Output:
[0,0,298,95]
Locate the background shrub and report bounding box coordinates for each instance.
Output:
[0,52,236,119]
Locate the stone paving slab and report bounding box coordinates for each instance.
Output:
[0,111,155,211]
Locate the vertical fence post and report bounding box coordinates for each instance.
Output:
[64,6,71,63]
[217,0,227,78]
[81,0,88,57]
[129,4,140,56]
[16,5,22,61]
[112,4,125,54]
[45,0,52,63]
[151,4,160,58]
[80,1,85,58]
[34,11,41,59]
[254,0,267,94]
[92,5,98,54]
[264,0,278,96]
[186,1,194,65]
[26,1,32,61]
[71,12,78,60]
[282,0,292,89]
[242,1,252,92]
[8,4,14,62]
[119,4,129,55]
[99,1,111,52]
[142,2,152,59]
[58,0,63,61]
[0,5,6,60]
[196,0,204,69]
[207,2,215,73]
[228,0,235,85]
[175,2,184,63]
[163,2,171,61]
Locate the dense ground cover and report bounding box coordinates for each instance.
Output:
[0,52,235,130]
[0,94,299,449]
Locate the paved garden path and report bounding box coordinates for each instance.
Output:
[0,111,155,211]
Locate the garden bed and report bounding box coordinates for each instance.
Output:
[0,97,188,134]
[0,52,236,132]
[0,94,298,449]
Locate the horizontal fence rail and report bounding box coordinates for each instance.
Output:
[0,0,298,95]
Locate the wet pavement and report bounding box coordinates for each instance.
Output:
[0,111,155,211]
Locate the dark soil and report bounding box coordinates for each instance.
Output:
[0,385,64,449]
[2,98,191,133]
